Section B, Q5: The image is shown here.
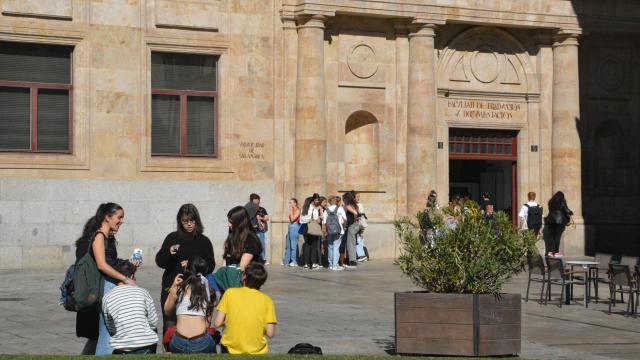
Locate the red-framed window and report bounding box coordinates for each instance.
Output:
[0,41,73,153]
[151,52,218,157]
[449,128,518,161]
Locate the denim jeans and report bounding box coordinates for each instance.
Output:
[169,333,216,354]
[257,231,267,261]
[112,344,157,355]
[284,223,300,265]
[356,233,366,257]
[327,233,342,268]
[96,280,117,355]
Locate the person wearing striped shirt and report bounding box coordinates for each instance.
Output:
[102,260,159,354]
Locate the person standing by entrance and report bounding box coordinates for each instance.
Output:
[545,191,574,257]
[342,191,360,269]
[323,196,347,271]
[283,198,300,267]
[518,192,543,236]
[301,193,323,269]
[245,194,270,264]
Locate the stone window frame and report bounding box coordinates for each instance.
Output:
[141,37,232,173]
[0,41,74,154]
[0,28,89,170]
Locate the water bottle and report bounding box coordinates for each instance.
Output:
[131,248,143,265]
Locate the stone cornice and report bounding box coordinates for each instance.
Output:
[282,0,582,30]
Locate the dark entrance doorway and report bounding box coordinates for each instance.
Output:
[449,128,518,222]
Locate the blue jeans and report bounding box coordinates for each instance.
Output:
[356,233,366,257]
[96,280,117,355]
[257,231,267,261]
[169,333,216,354]
[327,233,342,268]
[284,223,300,265]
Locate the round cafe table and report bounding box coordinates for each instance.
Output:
[565,260,599,307]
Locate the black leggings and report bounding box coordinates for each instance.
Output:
[546,224,565,254]
[303,235,320,266]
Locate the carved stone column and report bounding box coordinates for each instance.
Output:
[552,30,583,255]
[295,15,327,199]
[407,24,437,215]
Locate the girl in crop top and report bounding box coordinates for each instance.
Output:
[164,257,216,354]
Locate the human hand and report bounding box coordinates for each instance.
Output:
[131,259,142,268]
[180,260,188,268]
[172,274,183,288]
[170,244,180,255]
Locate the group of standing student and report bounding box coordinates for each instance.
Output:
[75,201,276,355]
[283,190,367,270]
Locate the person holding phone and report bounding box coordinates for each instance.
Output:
[155,204,215,336]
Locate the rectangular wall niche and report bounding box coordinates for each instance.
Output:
[1,0,72,20]
[155,0,220,31]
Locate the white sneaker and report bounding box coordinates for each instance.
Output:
[332,266,344,271]
[311,264,319,269]
[265,261,270,265]
[289,262,298,267]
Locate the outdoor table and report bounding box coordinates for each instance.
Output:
[565,260,599,307]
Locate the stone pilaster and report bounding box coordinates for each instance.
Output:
[552,30,584,255]
[295,15,327,200]
[407,24,437,215]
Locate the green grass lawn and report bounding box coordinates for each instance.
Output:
[0,356,520,360]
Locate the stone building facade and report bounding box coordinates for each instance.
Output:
[0,0,638,269]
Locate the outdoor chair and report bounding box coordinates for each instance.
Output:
[590,252,614,304]
[608,264,639,317]
[525,253,547,303]
[545,257,586,307]
[615,256,639,304]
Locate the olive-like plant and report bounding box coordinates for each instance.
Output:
[394,202,537,295]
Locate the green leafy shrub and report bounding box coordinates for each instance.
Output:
[394,202,537,295]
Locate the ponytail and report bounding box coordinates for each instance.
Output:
[75,202,123,246]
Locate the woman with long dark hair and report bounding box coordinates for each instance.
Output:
[223,206,263,270]
[546,191,574,257]
[300,193,324,269]
[75,203,130,355]
[156,204,214,335]
[164,257,216,353]
[342,191,361,269]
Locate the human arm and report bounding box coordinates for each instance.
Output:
[155,233,178,270]
[239,253,254,270]
[92,233,134,285]
[202,236,216,275]
[214,310,226,328]
[345,204,359,217]
[163,274,183,316]
[145,290,159,331]
[265,323,276,338]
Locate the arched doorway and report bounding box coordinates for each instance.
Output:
[344,110,379,190]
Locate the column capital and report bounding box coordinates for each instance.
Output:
[295,14,328,30]
[408,23,437,38]
[552,29,581,48]
[280,14,297,30]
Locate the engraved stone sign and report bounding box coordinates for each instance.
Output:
[238,141,266,160]
[445,99,526,122]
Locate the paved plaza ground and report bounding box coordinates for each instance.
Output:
[0,261,639,359]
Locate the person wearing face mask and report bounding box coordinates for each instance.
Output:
[155,204,215,337]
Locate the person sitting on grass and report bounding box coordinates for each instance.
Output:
[101,260,159,355]
[164,257,216,354]
[214,262,277,354]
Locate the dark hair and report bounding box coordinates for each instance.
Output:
[114,260,137,280]
[548,191,567,211]
[224,206,260,260]
[301,196,313,215]
[290,198,298,206]
[250,193,261,202]
[427,190,437,208]
[311,193,320,201]
[244,262,268,290]
[176,257,215,317]
[342,191,356,208]
[75,202,123,246]
[176,203,204,235]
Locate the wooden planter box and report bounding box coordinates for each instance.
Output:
[395,292,521,356]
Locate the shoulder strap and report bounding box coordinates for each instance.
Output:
[524,204,530,209]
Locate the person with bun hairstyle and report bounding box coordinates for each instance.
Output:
[164,257,216,354]
[75,203,135,355]
[155,204,215,335]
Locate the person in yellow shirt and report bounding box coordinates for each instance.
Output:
[214,262,277,354]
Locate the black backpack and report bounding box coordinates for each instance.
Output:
[59,264,77,311]
[525,204,543,229]
[288,343,323,355]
